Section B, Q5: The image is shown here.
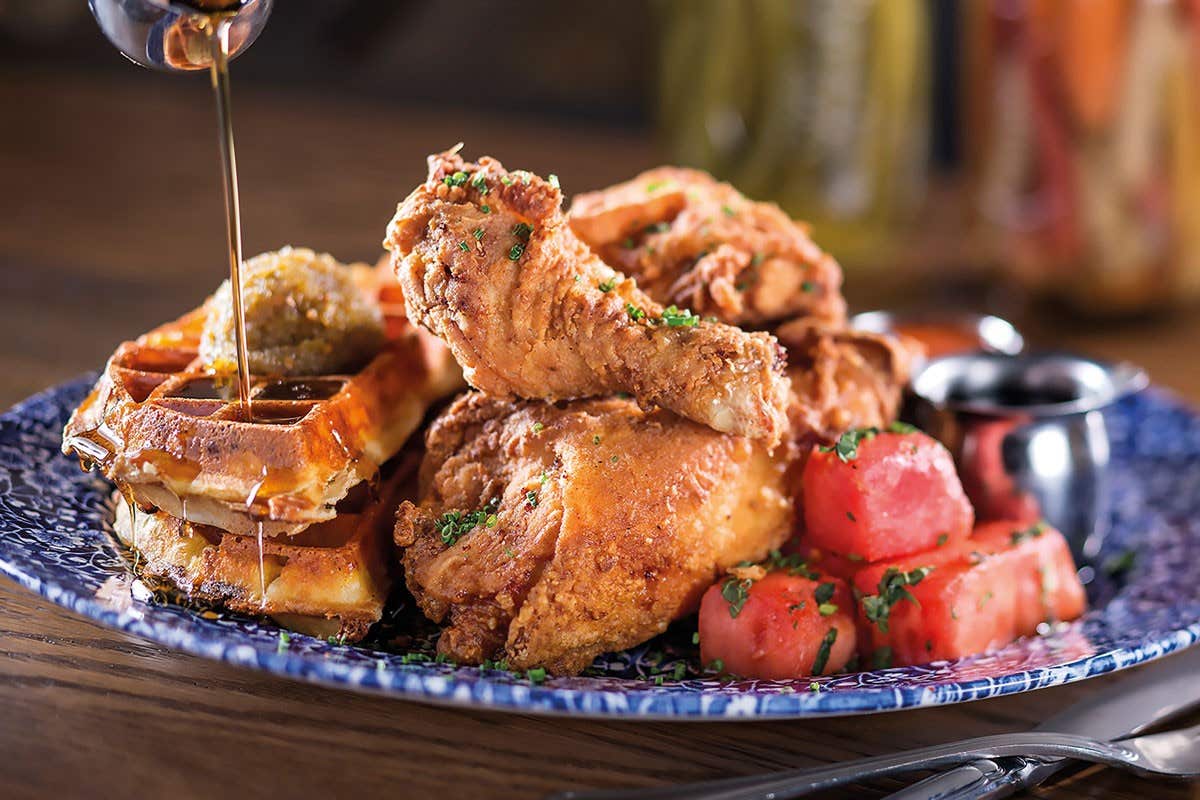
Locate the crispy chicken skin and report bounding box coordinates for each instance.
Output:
[384,151,791,446]
[569,167,846,328]
[776,318,922,445]
[395,393,792,674]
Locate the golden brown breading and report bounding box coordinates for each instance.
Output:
[776,318,922,444]
[384,150,791,446]
[395,393,792,674]
[569,167,846,327]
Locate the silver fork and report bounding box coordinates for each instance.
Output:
[548,721,1200,800]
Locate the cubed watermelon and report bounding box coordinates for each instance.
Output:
[699,570,858,680]
[802,427,974,562]
[852,521,1087,667]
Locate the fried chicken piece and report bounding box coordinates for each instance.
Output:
[568,167,846,328]
[395,393,792,674]
[776,318,922,445]
[384,150,790,446]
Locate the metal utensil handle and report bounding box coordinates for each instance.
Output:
[881,758,1052,800]
[547,733,1134,800]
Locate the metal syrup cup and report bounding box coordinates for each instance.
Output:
[911,352,1148,563]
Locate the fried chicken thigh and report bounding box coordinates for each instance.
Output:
[385,151,790,446]
[395,393,792,674]
[776,318,922,444]
[569,167,846,328]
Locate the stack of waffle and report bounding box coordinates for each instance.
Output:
[63,264,463,641]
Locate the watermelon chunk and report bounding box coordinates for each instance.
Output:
[853,521,1087,667]
[698,570,858,680]
[802,428,974,562]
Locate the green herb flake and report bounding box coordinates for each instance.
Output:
[846,511,857,523]
[860,566,933,633]
[887,420,919,435]
[626,303,646,321]
[721,576,754,618]
[767,551,821,579]
[277,631,291,653]
[644,221,670,234]
[692,631,701,645]
[811,628,838,675]
[621,237,636,250]
[801,280,816,292]
[471,173,489,194]
[458,241,470,252]
[508,243,525,261]
[480,204,491,214]
[472,227,484,240]
[512,222,534,241]
[1011,521,1049,545]
[820,427,879,463]
[435,497,501,546]
[661,305,700,327]
[443,170,470,187]
[721,204,736,217]
[1103,550,1137,577]
[936,534,949,547]
[809,681,821,693]
[526,667,547,684]
[593,434,601,445]
[818,603,839,616]
[814,582,837,605]
[750,252,766,266]
[525,490,539,509]
[645,179,669,193]
[501,175,514,186]
[598,278,617,292]
[532,422,545,434]
[548,173,560,189]
[977,590,994,611]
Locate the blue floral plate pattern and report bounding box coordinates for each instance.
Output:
[1,377,1198,718]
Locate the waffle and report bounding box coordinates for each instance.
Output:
[64,269,463,538]
[111,456,415,642]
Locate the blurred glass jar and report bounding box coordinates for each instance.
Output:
[964,0,1200,316]
[655,0,931,271]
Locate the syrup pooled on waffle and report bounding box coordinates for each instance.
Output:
[63,252,463,640]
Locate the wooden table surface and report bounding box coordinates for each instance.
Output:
[2,73,1198,800]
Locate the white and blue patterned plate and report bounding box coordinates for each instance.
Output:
[1,377,1198,718]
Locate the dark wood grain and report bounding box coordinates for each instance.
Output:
[1,72,1197,800]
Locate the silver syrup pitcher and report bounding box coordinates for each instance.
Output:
[911,352,1148,563]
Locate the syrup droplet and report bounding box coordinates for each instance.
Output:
[255,519,266,608]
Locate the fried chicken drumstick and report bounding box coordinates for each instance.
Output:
[385,151,790,446]
[396,393,792,674]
